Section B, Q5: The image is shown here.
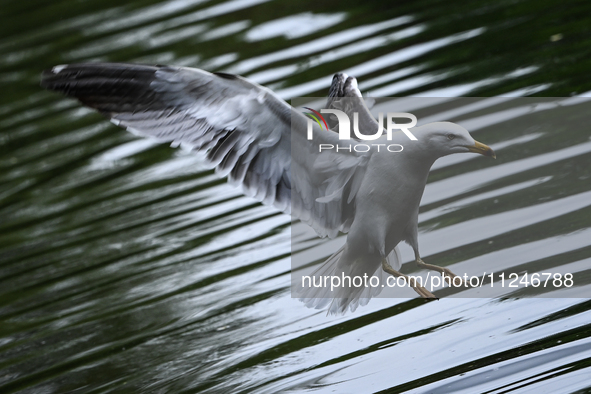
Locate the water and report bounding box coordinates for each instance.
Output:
[1,0,591,392]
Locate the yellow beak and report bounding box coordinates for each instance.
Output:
[467,140,496,159]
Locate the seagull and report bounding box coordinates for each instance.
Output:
[41,63,495,314]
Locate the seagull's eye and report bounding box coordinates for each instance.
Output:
[446,134,455,140]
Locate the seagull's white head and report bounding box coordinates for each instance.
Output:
[414,122,496,159]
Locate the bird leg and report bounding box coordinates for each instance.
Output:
[416,258,465,287]
[382,260,437,299]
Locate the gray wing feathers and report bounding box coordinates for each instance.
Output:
[41,63,366,237]
[289,114,367,238]
[42,63,291,212]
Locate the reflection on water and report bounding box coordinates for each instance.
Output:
[1,0,591,392]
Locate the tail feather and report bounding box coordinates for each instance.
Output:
[297,244,402,315]
[297,245,346,308]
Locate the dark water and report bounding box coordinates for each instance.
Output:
[1,0,591,392]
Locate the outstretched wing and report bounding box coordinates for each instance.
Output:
[324,73,379,138]
[41,63,367,238]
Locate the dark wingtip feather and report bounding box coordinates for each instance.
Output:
[40,63,169,113]
[328,73,347,98]
[40,65,71,91]
[213,72,238,80]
